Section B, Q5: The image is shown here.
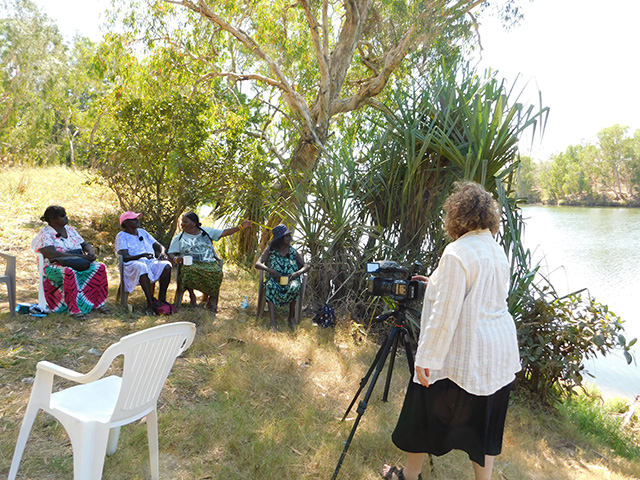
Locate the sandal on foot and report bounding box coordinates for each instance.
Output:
[71,312,87,321]
[381,465,422,480]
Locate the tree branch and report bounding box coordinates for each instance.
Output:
[168,0,322,146]
[299,0,330,124]
[330,25,415,116]
[328,0,373,101]
[245,130,287,163]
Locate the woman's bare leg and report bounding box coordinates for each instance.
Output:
[139,274,155,307]
[287,301,297,327]
[158,265,171,303]
[268,301,277,331]
[472,455,496,480]
[382,452,424,480]
[188,289,198,307]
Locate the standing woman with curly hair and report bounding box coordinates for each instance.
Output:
[382,182,521,480]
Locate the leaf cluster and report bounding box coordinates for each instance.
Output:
[517,290,635,403]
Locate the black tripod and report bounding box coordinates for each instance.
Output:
[331,304,418,480]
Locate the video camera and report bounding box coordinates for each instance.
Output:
[366,260,425,302]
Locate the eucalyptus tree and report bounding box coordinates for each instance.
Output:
[538,145,593,204]
[0,0,68,163]
[109,0,530,179]
[596,124,634,200]
[0,0,107,165]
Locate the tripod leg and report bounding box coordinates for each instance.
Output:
[341,311,394,421]
[382,331,400,402]
[341,337,387,421]
[403,328,415,374]
[331,327,403,480]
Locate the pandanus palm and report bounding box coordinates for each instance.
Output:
[357,62,549,272]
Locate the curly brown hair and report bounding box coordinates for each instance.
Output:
[443,182,500,240]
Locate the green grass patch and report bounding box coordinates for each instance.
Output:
[558,389,640,459]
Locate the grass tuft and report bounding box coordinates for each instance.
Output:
[558,389,640,459]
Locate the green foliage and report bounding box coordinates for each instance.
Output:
[0,0,106,166]
[92,92,218,244]
[524,125,640,205]
[558,390,640,459]
[89,33,272,252]
[517,291,634,402]
[515,155,541,203]
[282,60,548,323]
[0,0,66,163]
[356,61,547,265]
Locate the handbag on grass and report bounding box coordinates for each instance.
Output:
[53,248,92,271]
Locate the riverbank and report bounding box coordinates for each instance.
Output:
[523,199,640,208]
[1,166,640,479]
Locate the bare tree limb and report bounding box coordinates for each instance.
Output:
[299,0,331,125]
[330,24,415,115]
[245,130,287,163]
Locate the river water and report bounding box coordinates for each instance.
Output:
[520,205,640,399]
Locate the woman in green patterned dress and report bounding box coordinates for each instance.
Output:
[168,212,251,310]
[255,224,309,330]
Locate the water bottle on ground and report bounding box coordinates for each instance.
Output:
[240,296,249,309]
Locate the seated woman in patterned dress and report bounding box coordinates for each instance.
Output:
[32,205,108,319]
[254,224,309,330]
[167,212,252,310]
[115,211,172,314]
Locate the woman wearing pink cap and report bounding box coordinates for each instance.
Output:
[115,211,172,314]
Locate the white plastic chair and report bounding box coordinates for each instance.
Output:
[0,251,16,316]
[8,321,196,480]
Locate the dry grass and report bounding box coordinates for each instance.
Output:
[1,166,640,479]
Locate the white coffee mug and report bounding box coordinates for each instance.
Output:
[183,255,193,266]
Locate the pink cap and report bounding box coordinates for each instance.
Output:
[119,211,141,225]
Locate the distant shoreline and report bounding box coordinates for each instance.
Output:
[521,201,640,208]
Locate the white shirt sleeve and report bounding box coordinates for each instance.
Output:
[415,252,467,371]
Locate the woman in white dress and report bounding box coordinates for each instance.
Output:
[115,211,172,314]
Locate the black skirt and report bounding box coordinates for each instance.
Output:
[391,378,513,467]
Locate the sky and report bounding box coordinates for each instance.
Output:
[32,0,640,161]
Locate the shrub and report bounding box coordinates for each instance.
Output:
[516,289,635,403]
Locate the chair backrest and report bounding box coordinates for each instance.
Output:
[106,322,196,424]
[0,252,16,315]
[0,251,15,279]
[30,238,47,310]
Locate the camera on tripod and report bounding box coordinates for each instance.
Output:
[366,260,425,302]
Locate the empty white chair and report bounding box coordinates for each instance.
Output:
[0,251,16,316]
[8,321,196,480]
